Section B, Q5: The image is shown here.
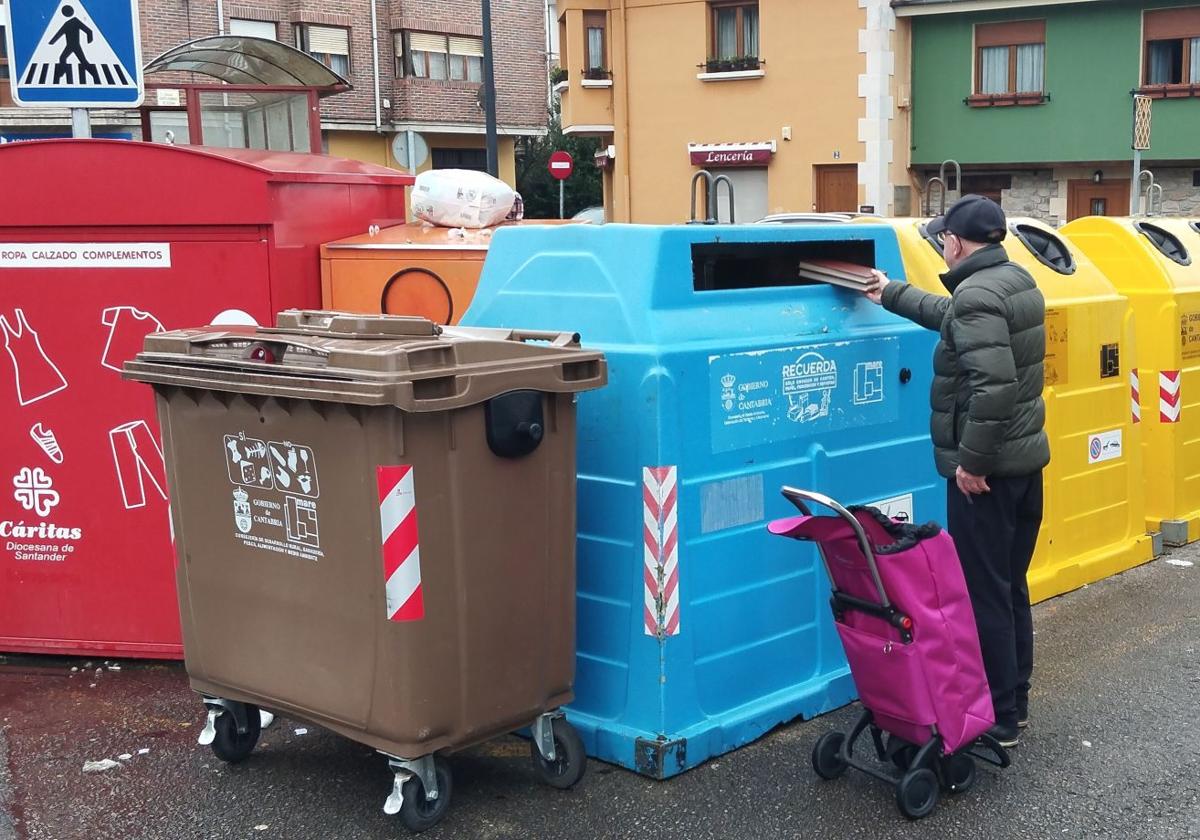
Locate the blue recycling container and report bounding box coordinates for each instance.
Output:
[461,223,942,778]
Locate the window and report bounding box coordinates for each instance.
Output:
[294,24,350,77]
[1143,8,1200,87]
[710,2,759,60]
[229,19,277,40]
[975,20,1045,96]
[584,12,607,74]
[432,147,488,172]
[402,33,482,82]
[960,173,1013,205]
[448,37,484,82]
[547,2,560,62]
[410,33,447,80]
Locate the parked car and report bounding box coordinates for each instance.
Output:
[755,212,857,224]
[572,206,605,225]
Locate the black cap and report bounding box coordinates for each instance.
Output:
[926,194,1007,244]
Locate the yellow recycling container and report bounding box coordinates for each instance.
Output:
[1063,216,1200,546]
[870,217,1155,602]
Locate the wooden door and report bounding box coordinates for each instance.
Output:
[814,164,859,212]
[1067,180,1131,221]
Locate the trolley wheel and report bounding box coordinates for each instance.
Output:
[896,768,940,820]
[211,703,261,764]
[942,752,977,794]
[811,732,848,781]
[531,717,587,790]
[399,756,453,834]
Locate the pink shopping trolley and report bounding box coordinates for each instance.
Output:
[768,487,1010,820]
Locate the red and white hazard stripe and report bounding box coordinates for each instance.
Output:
[642,466,680,638]
[1131,368,1141,424]
[377,465,425,622]
[1160,370,1182,424]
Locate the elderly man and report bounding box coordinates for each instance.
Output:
[863,195,1050,748]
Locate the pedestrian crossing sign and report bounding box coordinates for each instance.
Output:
[3,0,143,107]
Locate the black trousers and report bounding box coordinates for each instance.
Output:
[946,472,1043,728]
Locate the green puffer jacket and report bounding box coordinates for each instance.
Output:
[881,244,1050,479]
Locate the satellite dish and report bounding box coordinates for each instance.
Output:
[391,131,429,171]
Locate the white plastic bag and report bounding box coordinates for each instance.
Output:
[411,169,516,229]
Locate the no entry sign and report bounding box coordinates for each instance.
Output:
[548,151,574,181]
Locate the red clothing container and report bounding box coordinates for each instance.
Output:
[0,139,411,658]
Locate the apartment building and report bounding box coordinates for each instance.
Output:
[554,0,900,223]
[897,0,1200,222]
[0,0,549,183]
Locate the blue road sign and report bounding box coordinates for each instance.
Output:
[3,0,143,107]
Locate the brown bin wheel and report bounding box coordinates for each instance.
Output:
[211,703,261,764]
[531,717,587,790]
[399,756,453,834]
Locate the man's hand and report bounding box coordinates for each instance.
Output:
[863,269,890,305]
[956,466,991,496]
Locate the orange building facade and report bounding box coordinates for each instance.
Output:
[555,0,907,223]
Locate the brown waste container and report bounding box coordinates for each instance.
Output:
[124,310,606,833]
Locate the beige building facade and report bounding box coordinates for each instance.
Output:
[556,0,905,223]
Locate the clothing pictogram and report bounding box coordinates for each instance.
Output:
[109,420,167,509]
[1,309,68,406]
[101,306,165,373]
[30,423,65,464]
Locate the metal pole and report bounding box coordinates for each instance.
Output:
[407,129,418,222]
[1131,149,1142,215]
[70,108,91,139]
[481,0,500,177]
[369,0,382,133]
[559,180,564,219]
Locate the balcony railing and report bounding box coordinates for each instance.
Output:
[700,56,762,74]
[964,91,1048,108]
[1135,82,1200,100]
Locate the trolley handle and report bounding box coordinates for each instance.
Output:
[780,486,892,611]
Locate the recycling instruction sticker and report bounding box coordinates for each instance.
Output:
[224,433,323,561]
[708,337,900,453]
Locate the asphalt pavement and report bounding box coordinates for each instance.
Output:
[2,548,1199,840]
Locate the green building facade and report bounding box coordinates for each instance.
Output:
[900,0,1200,221]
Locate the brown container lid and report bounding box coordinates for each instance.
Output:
[123,309,607,411]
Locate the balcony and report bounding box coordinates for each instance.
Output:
[696,56,765,82]
[559,68,615,136]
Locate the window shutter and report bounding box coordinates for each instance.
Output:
[306,25,349,55]
[229,19,277,40]
[448,36,483,57]
[394,32,403,57]
[976,19,1045,48]
[1145,8,1200,41]
[409,32,449,53]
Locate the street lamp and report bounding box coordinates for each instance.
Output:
[481,0,500,178]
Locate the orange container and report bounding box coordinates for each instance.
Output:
[321,221,574,325]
